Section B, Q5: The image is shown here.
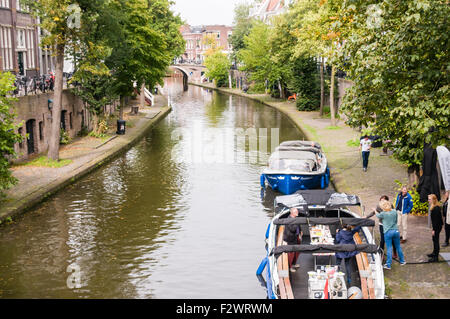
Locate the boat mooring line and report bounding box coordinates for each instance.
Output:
[392,257,450,265]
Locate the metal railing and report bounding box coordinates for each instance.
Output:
[12,72,75,97]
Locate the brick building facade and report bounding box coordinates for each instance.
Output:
[0,1,82,161]
[179,24,233,64]
[0,0,54,76]
[249,0,294,23]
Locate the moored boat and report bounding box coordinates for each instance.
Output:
[256,190,385,299]
[261,141,330,195]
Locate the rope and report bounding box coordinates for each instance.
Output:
[326,150,361,154]
[392,257,450,265]
[379,248,450,264]
[331,157,362,172]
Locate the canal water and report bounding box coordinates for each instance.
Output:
[0,78,304,298]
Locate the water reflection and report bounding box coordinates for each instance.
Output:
[0,77,304,298]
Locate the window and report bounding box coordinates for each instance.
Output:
[0,0,9,8]
[69,112,73,129]
[16,28,35,70]
[0,26,13,70]
[26,29,35,69]
[16,0,28,12]
[17,29,26,49]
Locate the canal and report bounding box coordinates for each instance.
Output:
[0,78,304,298]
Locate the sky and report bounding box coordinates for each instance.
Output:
[171,0,251,26]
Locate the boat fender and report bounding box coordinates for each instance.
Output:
[256,257,268,276]
[347,286,363,299]
[260,174,266,188]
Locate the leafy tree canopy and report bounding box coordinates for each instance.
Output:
[204,51,231,88]
[337,0,450,166]
[0,73,23,194]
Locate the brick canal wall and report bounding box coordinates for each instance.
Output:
[12,90,87,162]
[11,90,120,163]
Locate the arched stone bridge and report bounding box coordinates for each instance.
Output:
[170,64,206,91]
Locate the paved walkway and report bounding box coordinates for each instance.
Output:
[0,95,171,224]
[191,82,450,299]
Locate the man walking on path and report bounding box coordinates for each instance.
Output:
[395,186,414,243]
[359,136,372,172]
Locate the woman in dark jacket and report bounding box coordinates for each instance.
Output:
[428,194,443,262]
[335,224,361,285]
[442,191,449,247]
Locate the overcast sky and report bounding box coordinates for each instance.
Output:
[171,0,251,26]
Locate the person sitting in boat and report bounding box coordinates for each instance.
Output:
[314,153,322,171]
[335,224,362,286]
[283,207,303,273]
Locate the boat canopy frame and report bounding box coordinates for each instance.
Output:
[273,217,375,228]
[280,140,322,150]
[275,190,361,210]
[271,243,379,258]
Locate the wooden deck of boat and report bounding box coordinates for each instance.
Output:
[289,236,362,299]
[290,247,315,298]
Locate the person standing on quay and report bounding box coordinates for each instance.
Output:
[442,191,449,247]
[395,186,414,243]
[359,136,372,172]
[375,200,406,269]
[427,194,443,262]
[373,195,398,259]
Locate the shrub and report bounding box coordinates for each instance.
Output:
[60,129,71,145]
[394,180,428,216]
[296,94,317,111]
[0,72,23,195]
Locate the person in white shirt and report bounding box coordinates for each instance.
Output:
[359,136,372,172]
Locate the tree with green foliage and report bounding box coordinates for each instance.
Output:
[239,20,285,95]
[104,0,177,120]
[229,2,254,65]
[269,12,320,107]
[291,0,348,124]
[23,0,79,160]
[23,0,110,160]
[290,57,321,110]
[236,7,321,103]
[69,1,117,136]
[204,50,231,88]
[147,0,186,60]
[337,0,449,171]
[0,72,23,196]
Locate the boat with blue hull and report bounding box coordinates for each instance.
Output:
[261,141,330,195]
